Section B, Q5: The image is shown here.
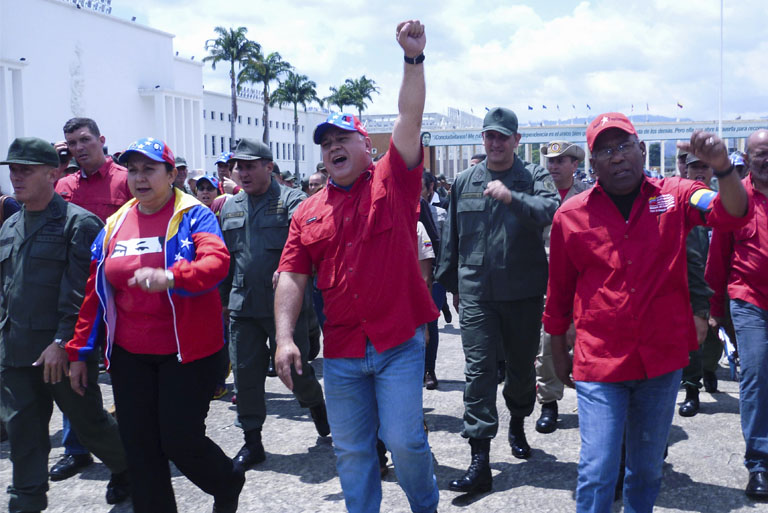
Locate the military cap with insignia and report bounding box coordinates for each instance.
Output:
[1,137,60,167]
[541,140,586,161]
[482,107,518,136]
[233,138,273,161]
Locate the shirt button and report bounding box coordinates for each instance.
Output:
[345,217,350,222]
[348,267,354,272]
[624,234,629,239]
[628,260,633,265]
[630,288,636,293]
[362,318,367,323]
[353,294,358,299]
[346,242,352,247]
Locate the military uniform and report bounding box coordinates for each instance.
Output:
[220,180,324,434]
[436,157,559,439]
[0,194,127,512]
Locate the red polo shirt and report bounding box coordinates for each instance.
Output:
[278,140,438,358]
[543,176,751,382]
[55,157,132,222]
[706,177,768,318]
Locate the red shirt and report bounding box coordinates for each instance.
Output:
[706,177,768,317]
[55,157,132,222]
[104,198,177,354]
[278,140,438,358]
[543,176,751,382]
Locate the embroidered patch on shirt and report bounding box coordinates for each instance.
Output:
[649,194,675,213]
[689,189,717,212]
[111,236,164,257]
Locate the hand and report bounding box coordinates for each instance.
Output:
[272,271,280,290]
[677,131,731,172]
[693,315,709,345]
[221,177,238,194]
[396,20,426,58]
[70,361,88,396]
[551,334,575,388]
[275,340,303,391]
[483,180,512,204]
[709,316,724,330]
[565,322,577,349]
[128,267,172,292]
[452,293,459,312]
[33,342,69,384]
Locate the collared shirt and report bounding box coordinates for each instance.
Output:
[278,140,438,358]
[543,176,750,382]
[55,157,132,222]
[706,177,768,317]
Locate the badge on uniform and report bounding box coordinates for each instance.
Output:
[689,189,717,212]
[649,194,675,213]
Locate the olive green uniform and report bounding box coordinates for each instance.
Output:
[220,180,324,433]
[683,225,723,386]
[436,158,559,439]
[0,194,127,512]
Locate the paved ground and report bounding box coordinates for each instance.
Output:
[1,308,764,512]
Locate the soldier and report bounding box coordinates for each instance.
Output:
[219,138,329,472]
[436,107,559,493]
[0,138,130,512]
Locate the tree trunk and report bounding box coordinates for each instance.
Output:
[262,85,270,144]
[230,63,237,150]
[293,103,300,176]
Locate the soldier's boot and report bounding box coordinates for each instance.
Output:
[233,429,266,472]
[449,438,492,494]
[678,385,700,417]
[508,416,531,459]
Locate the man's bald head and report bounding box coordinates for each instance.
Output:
[746,129,768,187]
[747,129,768,153]
[308,171,327,196]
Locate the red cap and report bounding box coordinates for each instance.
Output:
[586,113,638,151]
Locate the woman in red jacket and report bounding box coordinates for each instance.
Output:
[66,138,243,513]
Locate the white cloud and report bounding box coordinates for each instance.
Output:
[116,0,768,122]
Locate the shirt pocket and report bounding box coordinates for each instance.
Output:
[260,213,290,251]
[456,197,486,263]
[733,215,757,243]
[221,215,246,252]
[300,219,337,290]
[29,241,67,287]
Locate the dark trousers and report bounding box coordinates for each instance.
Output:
[459,296,543,439]
[109,345,236,513]
[425,282,447,372]
[682,326,723,387]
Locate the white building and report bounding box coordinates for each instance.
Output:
[0,0,326,194]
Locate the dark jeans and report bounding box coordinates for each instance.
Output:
[425,282,446,373]
[109,345,237,513]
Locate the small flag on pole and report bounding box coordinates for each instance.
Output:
[586,104,592,110]
[677,101,683,109]
[542,105,547,109]
[528,105,534,110]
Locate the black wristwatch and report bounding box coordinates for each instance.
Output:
[713,164,735,179]
[404,53,425,65]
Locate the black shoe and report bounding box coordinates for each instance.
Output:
[233,430,265,471]
[746,471,768,499]
[49,453,94,481]
[497,361,505,385]
[266,358,277,377]
[105,470,131,505]
[376,438,389,478]
[424,370,438,390]
[449,438,492,494]
[310,403,331,437]
[535,402,558,434]
[508,417,531,459]
[703,370,718,393]
[679,385,700,417]
[442,303,452,324]
[213,467,246,513]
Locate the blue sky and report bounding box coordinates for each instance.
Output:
[112,0,768,123]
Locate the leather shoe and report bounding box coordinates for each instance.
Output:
[233,430,265,471]
[105,470,131,505]
[508,417,531,459]
[535,402,558,434]
[449,438,492,494]
[679,385,700,417]
[49,453,93,481]
[746,471,768,499]
[310,403,331,437]
[212,467,245,513]
[703,370,718,393]
[424,370,438,390]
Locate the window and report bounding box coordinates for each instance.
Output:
[270,142,273,154]
[247,117,251,125]
[238,115,242,124]
[282,122,286,130]
[269,121,273,128]
[211,111,215,120]
[211,135,216,154]
[228,114,232,122]
[220,113,224,121]
[220,136,225,152]
[282,143,286,159]
[203,110,206,119]
[302,145,305,161]
[229,138,234,150]
[288,144,291,160]
[301,125,304,133]
[276,143,279,159]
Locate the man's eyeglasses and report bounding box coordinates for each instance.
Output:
[593,141,637,162]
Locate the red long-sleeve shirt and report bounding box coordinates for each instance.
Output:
[543,176,751,382]
[706,177,768,318]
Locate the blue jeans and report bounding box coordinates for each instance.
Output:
[575,369,681,513]
[730,299,768,473]
[323,332,438,513]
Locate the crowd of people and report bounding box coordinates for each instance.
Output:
[1,17,767,513]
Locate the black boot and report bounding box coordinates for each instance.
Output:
[212,467,245,513]
[535,401,558,434]
[449,438,492,494]
[508,417,531,459]
[233,429,266,471]
[310,403,331,437]
[678,385,700,417]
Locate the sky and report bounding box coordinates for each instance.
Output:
[112,0,768,124]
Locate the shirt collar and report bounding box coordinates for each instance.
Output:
[328,165,374,193]
[80,156,112,179]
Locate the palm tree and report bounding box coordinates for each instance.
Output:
[325,84,355,112]
[345,75,380,119]
[271,72,322,176]
[238,52,292,144]
[203,26,261,150]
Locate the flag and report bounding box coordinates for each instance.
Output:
[587,104,592,110]
[485,107,490,111]
[542,105,547,109]
[631,104,634,112]
[572,104,576,109]
[646,103,649,111]
[677,101,683,109]
[528,105,534,110]
[557,105,560,111]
